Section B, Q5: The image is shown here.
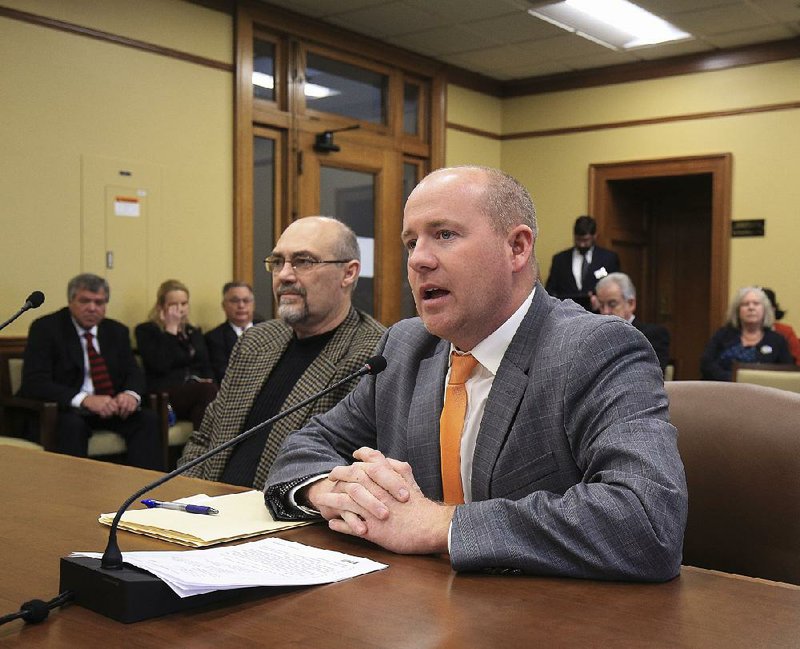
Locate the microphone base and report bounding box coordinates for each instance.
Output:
[59,556,272,623]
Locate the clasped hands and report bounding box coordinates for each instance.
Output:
[82,392,138,418]
[302,447,454,555]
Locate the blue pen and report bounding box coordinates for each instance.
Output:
[141,499,219,515]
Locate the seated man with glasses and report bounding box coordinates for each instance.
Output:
[178,216,386,489]
[205,282,264,384]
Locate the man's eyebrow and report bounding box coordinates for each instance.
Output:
[401,219,458,240]
[269,249,314,257]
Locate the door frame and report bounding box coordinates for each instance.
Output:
[589,154,732,335]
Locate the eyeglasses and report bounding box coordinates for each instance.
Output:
[224,297,254,305]
[264,256,351,273]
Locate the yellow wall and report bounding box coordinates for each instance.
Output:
[0,0,233,336]
[446,60,800,327]
[445,85,502,169]
[2,1,799,337]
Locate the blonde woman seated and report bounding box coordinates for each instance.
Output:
[700,286,793,381]
[135,279,217,429]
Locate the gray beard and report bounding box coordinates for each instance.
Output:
[278,301,308,325]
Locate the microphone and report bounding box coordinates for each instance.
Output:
[24,291,45,309]
[59,354,387,622]
[0,291,45,331]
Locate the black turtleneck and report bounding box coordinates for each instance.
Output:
[220,328,337,487]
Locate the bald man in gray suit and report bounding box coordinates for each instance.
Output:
[266,167,687,581]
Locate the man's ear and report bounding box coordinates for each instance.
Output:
[341,260,360,288]
[508,225,534,272]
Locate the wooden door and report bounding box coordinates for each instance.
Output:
[590,155,732,380]
[297,132,404,325]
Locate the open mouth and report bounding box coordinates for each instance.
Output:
[422,287,449,301]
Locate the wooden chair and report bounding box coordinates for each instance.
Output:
[0,349,163,460]
[732,362,800,393]
[666,380,800,585]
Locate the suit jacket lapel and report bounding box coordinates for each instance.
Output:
[224,324,238,356]
[471,284,552,501]
[60,308,85,375]
[407,339,449,500]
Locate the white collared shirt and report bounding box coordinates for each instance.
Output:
[446,287,535,502]
[571,246,594,290]
[229,321,254,338]
[70,320,98,408]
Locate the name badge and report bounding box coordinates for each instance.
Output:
[594,267,608,280]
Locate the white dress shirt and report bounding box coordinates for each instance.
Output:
[447,288,535,501]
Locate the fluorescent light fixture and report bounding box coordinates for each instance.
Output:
[528,0,691,51]
[251,72,340,99]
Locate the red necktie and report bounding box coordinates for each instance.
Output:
[84,331,114,396]
[439,352,478,505]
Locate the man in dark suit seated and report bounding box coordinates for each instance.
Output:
[18,273,162,469]
[266,167,687,581]
[544,215,620,310]
[205,282,264,384]
[594,272,671,372]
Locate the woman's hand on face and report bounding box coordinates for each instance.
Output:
[161,304,183,334]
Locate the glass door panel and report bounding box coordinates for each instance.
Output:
[319,167,375,314]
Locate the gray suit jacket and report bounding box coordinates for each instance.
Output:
[178,307,385,488]
[266,284,687,581]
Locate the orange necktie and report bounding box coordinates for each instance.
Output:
[440,352,478,505]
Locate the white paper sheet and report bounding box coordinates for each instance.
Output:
[71,537,387,598]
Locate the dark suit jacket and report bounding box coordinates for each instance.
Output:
[632,317,671,371]
[267,284,687,581]
[19,307,145,408]
[135,321,213,391]
[205,319,263,384]
[545,246,620,301]
[180,307,386,489]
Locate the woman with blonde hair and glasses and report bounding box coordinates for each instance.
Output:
[135,279,217,429]
[700,285,793,381]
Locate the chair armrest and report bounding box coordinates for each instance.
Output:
[0,395,59,451]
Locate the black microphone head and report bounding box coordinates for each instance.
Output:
[365,355,387,375]
[25,291,45,309]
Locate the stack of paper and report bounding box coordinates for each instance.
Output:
[71,538,388,597]
[99,490,312,547]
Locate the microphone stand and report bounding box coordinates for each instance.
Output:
[0,305,31,331]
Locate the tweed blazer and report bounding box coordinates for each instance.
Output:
[178,307,385,489]
[206,319,265,384]
[19,307,145,407]
[266,284,687,581]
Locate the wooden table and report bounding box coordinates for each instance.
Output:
[1,446,799,647]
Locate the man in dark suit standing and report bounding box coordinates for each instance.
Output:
[19,273,162,469]
[545,215,620,310]
[266,167,686,581]
[595,273,671,372]
[205,282,263,384]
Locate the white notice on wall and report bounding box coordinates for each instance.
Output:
[114,196,140,217]
[357,237,374,278]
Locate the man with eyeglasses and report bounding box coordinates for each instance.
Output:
[205,282,264,384]
[178,216,385,489]
[266,167,686,581]
[19,273,163,469]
